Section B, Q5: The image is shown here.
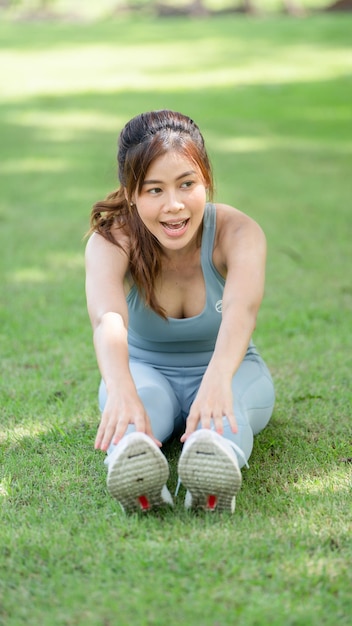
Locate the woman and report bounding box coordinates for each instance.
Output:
[85,110,275,514]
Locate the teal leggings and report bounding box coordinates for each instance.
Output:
[99,350,275,469]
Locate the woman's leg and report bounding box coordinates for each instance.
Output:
[98,360,181,459]
[222,355,275,467]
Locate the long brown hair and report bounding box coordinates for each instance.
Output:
[88,110,214,318]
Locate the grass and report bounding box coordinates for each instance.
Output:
[0,11,352,626]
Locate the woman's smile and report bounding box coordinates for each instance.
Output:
[160,217,190,237]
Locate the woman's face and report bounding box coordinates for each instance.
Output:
[132,151,207,256]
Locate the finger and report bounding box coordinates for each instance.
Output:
[200,411,212,431]
[180,423,195,443]
[94,415,109,450]
[95,427,103,450]
[180,412,198,442]
[225,410,238,433]
[128,411,161,447]
[180,413,203,443]
[133,411,148,434]
[109,418,129,448]
[95,435,104,450]
[212,412,224,435]
[143,415,162,447]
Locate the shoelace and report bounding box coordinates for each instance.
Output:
[174,438,249,497]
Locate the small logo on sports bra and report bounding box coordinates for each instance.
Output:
[215,299,222,313]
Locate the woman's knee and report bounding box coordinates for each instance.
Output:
[232,358,275,436]
[222,418,254,469]
[241,374,275,435]
[137,383,179,441]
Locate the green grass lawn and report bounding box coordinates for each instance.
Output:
[0,12,351,626]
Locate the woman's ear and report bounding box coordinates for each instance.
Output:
[124,188,135,207]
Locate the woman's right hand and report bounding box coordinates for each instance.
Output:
[94,387,160,451]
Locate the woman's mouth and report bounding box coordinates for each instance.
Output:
[160,218,189,235]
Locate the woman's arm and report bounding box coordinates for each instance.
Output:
[182,204,267,440]
[85,232,158,450]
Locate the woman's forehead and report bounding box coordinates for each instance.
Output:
[144,151,197,177]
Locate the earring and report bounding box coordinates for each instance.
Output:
[130,201,134,207]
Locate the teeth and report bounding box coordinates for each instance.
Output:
[163,220,186,229]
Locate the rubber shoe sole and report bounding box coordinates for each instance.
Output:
[178,430,242,513]
[107,433,173,513]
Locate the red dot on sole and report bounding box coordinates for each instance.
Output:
[207,495,217,510]
[138,495,150,510]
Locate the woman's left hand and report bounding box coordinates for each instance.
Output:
[181,370,238,442]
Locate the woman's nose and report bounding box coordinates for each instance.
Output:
[165,191,184,212]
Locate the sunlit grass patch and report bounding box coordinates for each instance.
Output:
[1,36,352,101]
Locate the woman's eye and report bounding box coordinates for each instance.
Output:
[148,187,162,195]
[181,181,193,188]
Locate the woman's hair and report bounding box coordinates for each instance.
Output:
[89,109,214,318]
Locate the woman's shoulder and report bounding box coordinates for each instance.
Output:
[86,221,130,253]
[214,202,254,224]
[214,202,264,238]
[85,225,131,277]
[212,203,266,270]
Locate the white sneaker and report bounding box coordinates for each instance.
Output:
[106,432,173,513]
[177,430,244,513]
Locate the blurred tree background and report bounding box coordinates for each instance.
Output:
[0,0,351,20]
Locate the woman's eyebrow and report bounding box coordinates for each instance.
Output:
[142,170,197,185]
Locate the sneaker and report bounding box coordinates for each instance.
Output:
[177,430,244,513]
[106,432,173,513]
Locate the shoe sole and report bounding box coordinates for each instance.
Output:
[178,431,242,512]
[107,435,170,513]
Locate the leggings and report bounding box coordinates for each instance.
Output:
[99,350,275,469]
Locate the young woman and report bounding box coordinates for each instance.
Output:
[85,110,275,513]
